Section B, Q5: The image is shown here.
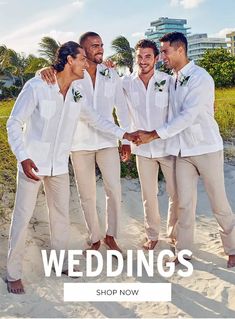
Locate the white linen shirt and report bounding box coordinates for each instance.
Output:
[7,76,125,176]
[71,64,130,151]
[157,61,223,156]
[122,70,171,158]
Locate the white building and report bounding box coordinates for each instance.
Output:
[188,33,227,62]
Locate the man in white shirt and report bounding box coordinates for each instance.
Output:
[41,32,131,253]
[133,32,235,268]
[7,41,132,294]
[122,39,178,249]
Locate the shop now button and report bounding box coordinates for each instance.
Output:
[64,283,171,302]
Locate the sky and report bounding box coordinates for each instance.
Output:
[0,0,235,58]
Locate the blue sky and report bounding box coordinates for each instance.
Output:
[0,0,234,58]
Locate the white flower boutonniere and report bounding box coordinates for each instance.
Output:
[179,75,190,86]
[72,88,83,102]
[100,68,111,79]
[154,79,166,92]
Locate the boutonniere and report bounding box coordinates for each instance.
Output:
[179,75,190,86]
[99,68,111,79]
[154,79,166,92]
[72,88,83,102]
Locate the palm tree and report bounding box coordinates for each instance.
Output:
[38,36,60,64]
[0,45,9,75]
[24,54,49,75]
[110,36,134,74]
[0,46,21,84]
[0,46,48,88]
[6,49,28,86]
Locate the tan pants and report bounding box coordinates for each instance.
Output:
[136,155,178,241]
[7,172,70,281]
[71,147,121,243]
[175,150,235,255]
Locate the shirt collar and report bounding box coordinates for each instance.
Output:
[50,77,61,93]
[97,63,108,72]
[175,60,195,78]
[132,71,139,80]
[132,70,157,81]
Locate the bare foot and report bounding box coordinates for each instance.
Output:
[143,239,158,250]
[169,238,176,245]
[7,279,25,294]
[164,255,192,266]
[103,235,122,253]
[227,254,235,268]
[90,240,101,250]
[83,240,101,256]
[62,268,80,278]
[164,256,179,266]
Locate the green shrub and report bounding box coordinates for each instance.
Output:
[0,85,21,100]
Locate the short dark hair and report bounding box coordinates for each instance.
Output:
[52,41,82,72]
[160,32,188,53]
[79,31,100,46]
[135,39,159,57]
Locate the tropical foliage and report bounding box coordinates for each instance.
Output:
[198,48,235,88]
[0,41,51,98]
[38,36,60,64]
[110,36,134,73]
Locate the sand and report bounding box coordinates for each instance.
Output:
[0,161,235,318]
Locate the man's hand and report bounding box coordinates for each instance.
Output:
[40,67,56,84]
[133,130,159,146]
[103,59,116,69]
[21,159,40,181]
[123,132,140,143]
[120,144,131,162]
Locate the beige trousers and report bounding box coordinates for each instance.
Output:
[175,150,235,255]
[136,155,178,241]
[71,147,121,243]
[7,172,70,281]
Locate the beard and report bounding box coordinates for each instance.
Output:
[139,65,154,75]
[94,55,103,64]
[91,54,103,64]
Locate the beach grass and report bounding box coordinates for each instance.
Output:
[0,100,16,190]
[215,88,235,139]
[0,100,16,215]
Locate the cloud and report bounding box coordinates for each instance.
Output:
[72,0,84,6]
[3,30,78,56]
[0,1,85,54]
[41,30,77,44]
[0,1,7,4]
[212,28,235,38]
[170,0,205,8]
[1,1,84,42]
[132,32,145,38]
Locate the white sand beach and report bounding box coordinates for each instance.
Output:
[0,159,235,318]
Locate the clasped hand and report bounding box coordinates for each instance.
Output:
[123,130,158,146]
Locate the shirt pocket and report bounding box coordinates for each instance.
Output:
[39,100,56,119]
[69,101,82,119]
[178,86,189,101]
[104,82,114,98]
[155,92,168,108]
[184,123,204,147]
